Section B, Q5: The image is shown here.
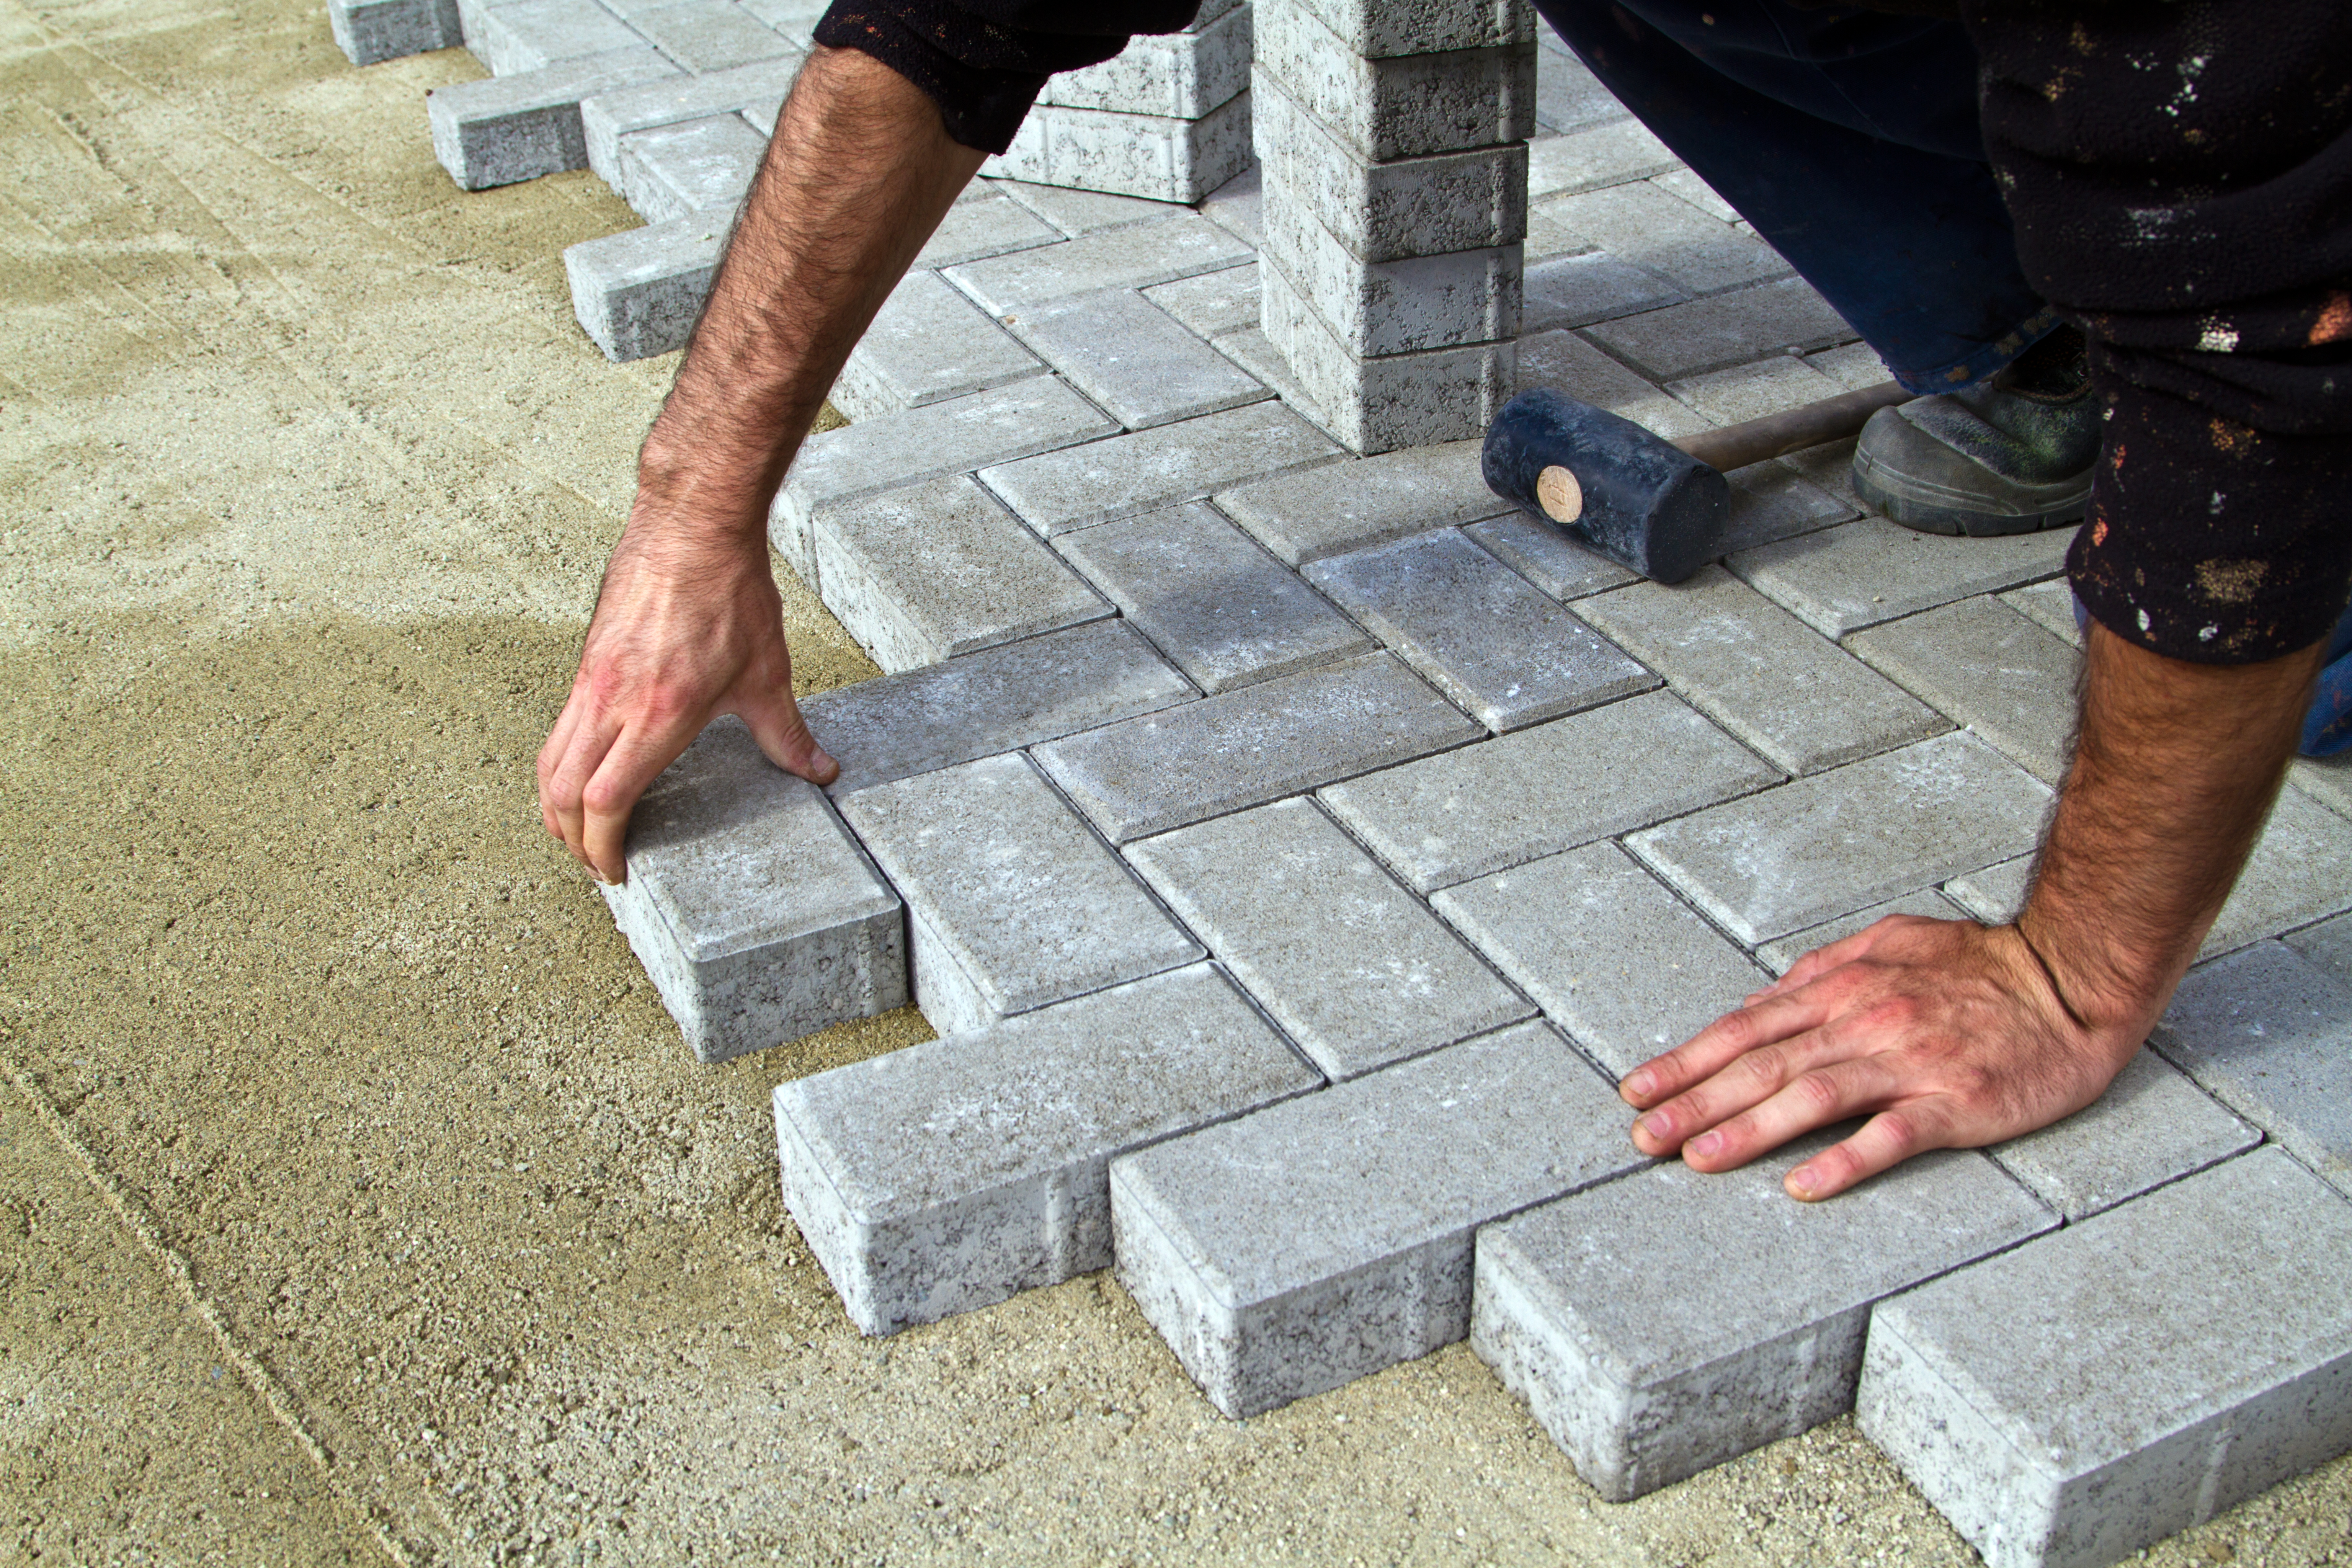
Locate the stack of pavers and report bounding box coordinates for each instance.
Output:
[982,0,1256,204]
[1250,0,1535,452]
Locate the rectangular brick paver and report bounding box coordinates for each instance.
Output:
[829,270,1044,420]
[1849,595,2081,783]
[1587,275,1854,381]
[774,964,1319,1336]
[1217,439,1507,566]
[1988,1049,2258,1222]
[1142,261,1261,337]
[980,402,1343,537]
[2153,941,2352,1196]
[911,193,1062,269]
[1127,798,1534,1080]
[1729,517,2074,639]
[1006,288,1269,430]
[1110,1022,1645,1418]
[1461,513,1639,602]
[944,213,1252,311]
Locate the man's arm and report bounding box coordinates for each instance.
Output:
[537,46,986,882]
[1619,622,2327,1200]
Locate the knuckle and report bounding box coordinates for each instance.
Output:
[1791,1071,1844,1115]
[1874,1111,1922,1158]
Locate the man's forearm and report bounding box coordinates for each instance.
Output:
[2016,621,2328,1038]
[634,45,987,545]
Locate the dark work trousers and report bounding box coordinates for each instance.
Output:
[1534,0,2056,393]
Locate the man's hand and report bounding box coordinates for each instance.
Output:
[1619,619,2330,1200]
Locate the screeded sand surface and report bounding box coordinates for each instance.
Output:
[4,1,2350,1562]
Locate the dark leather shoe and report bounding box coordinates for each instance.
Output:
[1852,326,2097,537]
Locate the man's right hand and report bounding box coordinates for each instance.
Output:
[537,514,836,884]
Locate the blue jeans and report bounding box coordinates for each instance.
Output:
[1533,0,2058,393]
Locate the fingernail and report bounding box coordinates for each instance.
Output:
[1789,1165,1818,1197]
[1623,1069,1653,1098]
[1637,1112,1671,1142]
[1687,1131,1722,1160]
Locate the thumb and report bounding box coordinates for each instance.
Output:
[739,681,840,788]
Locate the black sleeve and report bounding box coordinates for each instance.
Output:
[1964,2,2352,664]
[814,0,1203,155]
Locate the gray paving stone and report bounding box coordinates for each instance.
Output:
[837,754,1204,1033]
[599,717,903,1063]
[911,192,1063,269]
[1534,41,1629,133]
[1578,567,1949,776]
[1525,119,1679,199]
[1462,513,1636,601]
[1217,437,1506,567]
[1257,180,1522,355]
[1998,575,2084,650]
[1322,689,1779,893]
[1005,289,1267,430]
[1988,1049,2259,1223]
[774,964,1319,1336]
[562,211,725,362]
[1256,0,1536,160]
[2287,910,2352,987]
[1198,161,1262,247]
[1627,732,2054,945]
[1254,72,1527,263]
[802,619,1195,797]
[1207,325,1326,424]
[1712,460,1857,554]
[2181,778,2347,961]
[454,0,514,55]
[616,113,764,224]
[1511,325,1710,442]
[427,47,678,190]
[1849,596,2081,783]
[946,212,1252,313]
[628,0,797,72]
[2153,941,2352,1196]
[1434,841,1769,1078]
[1650,165,1737,223]
[978,402,1341,537]
[1668,354,1850,427]
[1753,890,1962,977]
[1129,799,1532,1079]
[1728,517,2075,639]
[1519,250,1684,333]
[1110,1021,1647,1418]
[771,377,1116,580]
[982,93,1256,206]
[2289,751,2352,821]
[1587,275,1855,381]
[1858,1149,2352,1568]
[1289,0,1535,56]
[809,475,1109,672]
[1303,528,1657,732]
[1545,180,1787,297]
[997,180,1181,237]
[828,270,1043,422]
[1055,503,1372,693]
[737,0,826,31]
[1142,262,1259,338]
[1261,264,1518,452]
[1039,2,1252,119]
[1033,652,1483,843]
[474,0,643,72]
[330,0,461,65]
[580,56,802,189]
[1941,854,2032,925]
[1476,1141,2053,1503]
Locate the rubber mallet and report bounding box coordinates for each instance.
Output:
[1481,379,1912,584]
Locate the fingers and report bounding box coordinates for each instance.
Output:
[740,682,839,788]
[1785,1106,1943,1201]
[580,723,700,884]
[1619,982,1839,1110]
[537,689,591,842]
[542,705,622,875]
[1670,1054,1907,1172]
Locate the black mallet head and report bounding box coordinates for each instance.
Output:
[1482,388,1729,586]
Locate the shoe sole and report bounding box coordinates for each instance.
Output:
[1851,442,2092,538]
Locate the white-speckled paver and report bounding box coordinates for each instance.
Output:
[1987,1049,2258,1222]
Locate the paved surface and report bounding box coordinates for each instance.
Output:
[8,0,2352,1563]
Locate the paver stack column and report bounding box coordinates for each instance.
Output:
[1253,0,1537,452]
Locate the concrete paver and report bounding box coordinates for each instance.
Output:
[427,47,678,189]
[1988,1050,2259,1222]
[1005,288,1269,430]
[1849,596,2081,783]
[1753,890,1964,976]
[828,270,1044,420]
[979,402,1343,536]
[1216,438,1505,566]
[944,213,1253,311]
[1729,517,2075,640]
[616,112,765,224]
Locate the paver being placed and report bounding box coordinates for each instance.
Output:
[1752,889,1963,976]
[1474,1140,2053,1502]
[1142,262,1261,337]
[911,193,1063,269]
[1254,0,1534,161]
[1586,274,1854,381]
[944,213,1253,312]
[1055,502,1372,693]
[563,213,726,363]
[1849,596,2081,783]
[802,619,1195,796]
[601,718,903,1063]
[581,57,802,188]
[827,270,1044,421]
[1577,567,1949,776]
[1627,731,2053,945]
[1111,1021,1647,1418]
[1303,528,1656,732]
[616,113,765,224]
[978,401,1341,537]
[428,48,678,190]
[1216,438,1505,566]
[1127,798,1533,1080]
[1032,651,1483,843]
[1729,516,2074,639]
[1321,688,1776,893]
[1434,841,1770,1078]
[1004,289,1268,430]
[769,377,1116,578]
[837,754,1203,1034]
[809,475,1108,673]
[1987,1049,2259,1222]
[2152,941,2352,1196]
[774,964,1320,1336]
[1858,1149,2352,1568]
[627,0,796,73]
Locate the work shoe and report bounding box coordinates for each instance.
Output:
[1852,325,2097,536]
